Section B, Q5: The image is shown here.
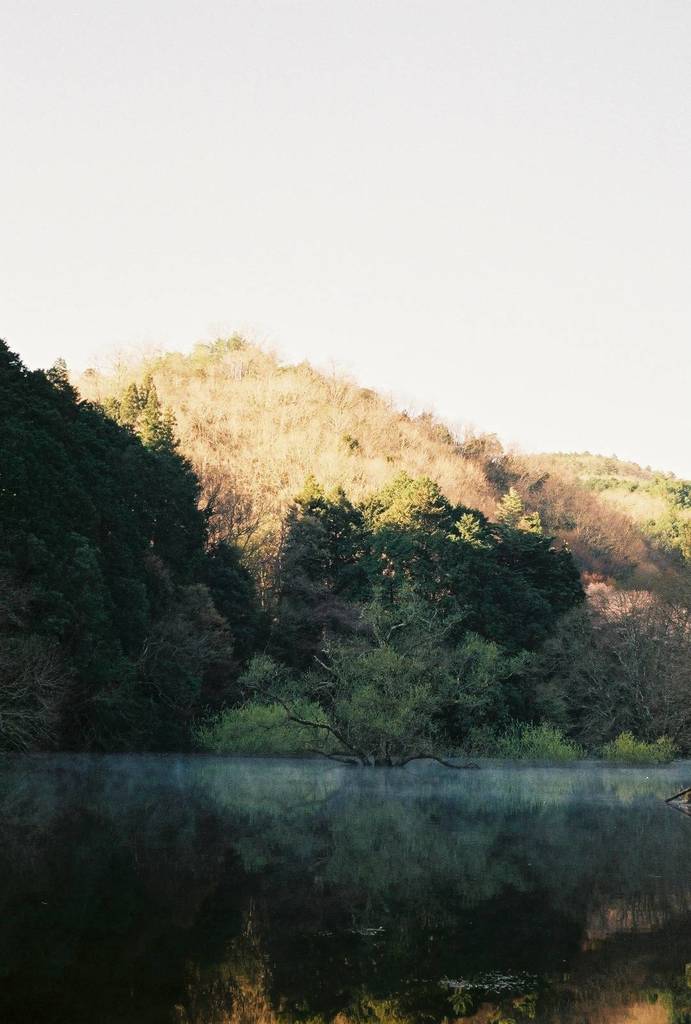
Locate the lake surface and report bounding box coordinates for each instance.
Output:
[1,756,690,1023]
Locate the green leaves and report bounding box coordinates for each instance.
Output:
[0,340,259,751]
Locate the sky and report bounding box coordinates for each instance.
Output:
[2,0,690,476]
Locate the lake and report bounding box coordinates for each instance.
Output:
[1,756,690,1023]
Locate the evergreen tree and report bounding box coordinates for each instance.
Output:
[274,477,370,666]
[275,472,584,666]
[139,379,166,449]
[118,382,142,428]
[104,374,178,452]
[0,340,256,751]
[45,357,76,399]
[497,487,528,528]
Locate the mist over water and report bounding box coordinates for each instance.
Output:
[1,756,690,1023]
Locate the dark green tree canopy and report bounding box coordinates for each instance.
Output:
[0,341,261,751]
[274,471,583,674]
[0,343,585,757]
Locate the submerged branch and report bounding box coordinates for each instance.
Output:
[306,748,361,766]
[666,785,691,804]
[397,754,480,770]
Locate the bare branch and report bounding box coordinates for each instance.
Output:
[244,683,366,761]
[397,754,480,770]
[306,748,361,766]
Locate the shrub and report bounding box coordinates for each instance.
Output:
[192,699,334,755]
[462,726,502,757]
[494,722,583,761]
[601,732,677,764]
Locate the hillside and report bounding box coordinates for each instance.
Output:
[4,336,689,755]
[77,338,686,597]
[0,341,262,751]
[527,452,691,565]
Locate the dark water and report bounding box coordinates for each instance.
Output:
[1,756,691,1023]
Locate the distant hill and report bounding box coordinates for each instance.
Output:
[529,451,660,482]
[77,338,688,597]
[527,451,691,567]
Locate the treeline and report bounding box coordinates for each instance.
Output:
[0,341,262,751]
[78,338,687,597]
[197,477,691,763]
[2,339,689,758]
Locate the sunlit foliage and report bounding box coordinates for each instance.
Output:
[601,732,677,764]
[77,339,684,594]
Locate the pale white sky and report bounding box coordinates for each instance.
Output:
[2,0,690,475]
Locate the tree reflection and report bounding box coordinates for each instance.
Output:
[0,756,690,1023]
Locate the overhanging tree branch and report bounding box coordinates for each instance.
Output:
[397,754,480,770]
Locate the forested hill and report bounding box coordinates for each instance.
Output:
[3,338,689,757]
[78,337,685,596]
[524,451,691,566]
[0,341,261,752]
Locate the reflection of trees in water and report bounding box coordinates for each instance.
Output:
[1,756,690,1024]
[175,920,691,1024]
[175,905,280,1024]
[174,923,691,1024]
[539,920,691,1024]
